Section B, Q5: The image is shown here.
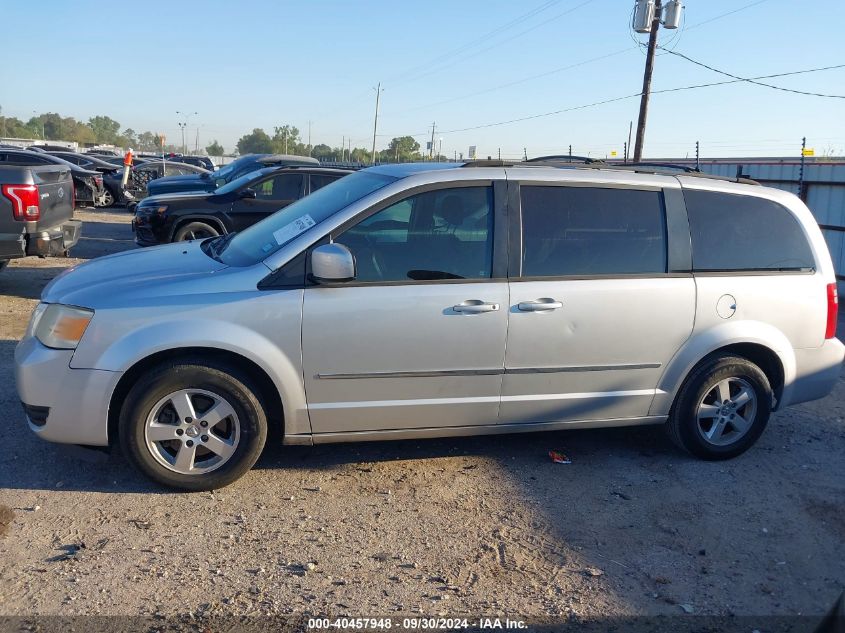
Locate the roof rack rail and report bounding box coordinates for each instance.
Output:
[525,154,603,164]
[460,157,760,185]
[461,159,513,167]
[615,161,700,173]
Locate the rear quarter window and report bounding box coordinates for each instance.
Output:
[684,190,815,271]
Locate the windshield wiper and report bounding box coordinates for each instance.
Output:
[214,231,238,256]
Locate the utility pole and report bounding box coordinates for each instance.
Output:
[498,148,501,160]
[695,140,700,170]
[623,142,628,164]
[632,0,681,162]
[633,0,661,163]
[627,120,633,161]
[342,135,345,161]
[371,82,383,165]
[308,120,312,156]
[429,122,436,160]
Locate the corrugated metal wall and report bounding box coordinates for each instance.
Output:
[692,160,845,282]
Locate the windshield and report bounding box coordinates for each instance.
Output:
[217,171,396,266]
[215,171,261,196]
[211,159,244,183]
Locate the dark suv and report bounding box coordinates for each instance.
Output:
[132,166,351,246]
[145,154,319,198]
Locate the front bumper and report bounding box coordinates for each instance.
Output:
[25,219,82,257]
[15,336,118,446]
[131,217,163,247]
[783,337,845,408]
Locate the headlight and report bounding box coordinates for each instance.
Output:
[30,303,94,349]
[137,204,167,216]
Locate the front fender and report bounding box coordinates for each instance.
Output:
[73,316,309,436]
[649,319,796,416]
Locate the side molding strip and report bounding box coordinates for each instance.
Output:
[316,363,661,380]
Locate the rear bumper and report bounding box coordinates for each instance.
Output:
[783,337,845,407]
[15,336,116,446]
[25,219,82,256]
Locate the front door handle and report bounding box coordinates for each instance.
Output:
[453,300,500,314]
[517,298,562,312]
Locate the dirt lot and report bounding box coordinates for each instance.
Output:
[0,207,843,622]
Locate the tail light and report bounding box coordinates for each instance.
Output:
[1,184,40,221]
[826,283,838,339]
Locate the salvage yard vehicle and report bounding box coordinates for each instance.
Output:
[47,151,125,207]
[145,153,319,198]
[132,166,352,245]
[0,164,81,272]
[0,149,104,208]
[15,161,844,490]
[109,160,210,208]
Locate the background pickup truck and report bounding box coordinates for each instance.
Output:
[0,165,82,272]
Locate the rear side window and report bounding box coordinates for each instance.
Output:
[685,190,814,271]
[520,186,667,277]
[311,174,340,192]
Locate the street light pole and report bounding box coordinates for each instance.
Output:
[176,111,197,154]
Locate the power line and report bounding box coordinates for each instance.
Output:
[394,0,598,87]
[657,47,845,98]
[384,47,635,118]
[380,63,845,138]
[685,0,773,31]
[386,0,563,86]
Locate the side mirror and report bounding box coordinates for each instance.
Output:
[311,243,355,283]
[240,187,257,199]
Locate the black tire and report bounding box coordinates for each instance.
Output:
[0,260,8,273]
[667,354,772,460]
[173,221,219,242]
[119,358,268,491]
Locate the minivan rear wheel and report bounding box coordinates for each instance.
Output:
[667,354,772,460]
[119,359,267,491]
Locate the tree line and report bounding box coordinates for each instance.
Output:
[236,126,431,163]
[0,107,437,162]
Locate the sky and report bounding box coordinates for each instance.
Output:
[1,0,844,159]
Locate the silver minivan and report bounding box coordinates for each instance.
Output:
[15,161,844,490]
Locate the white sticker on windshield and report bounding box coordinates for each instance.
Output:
[272,214,316,246]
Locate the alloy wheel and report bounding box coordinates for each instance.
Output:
[143,388,240,475]
[695,377,758,446]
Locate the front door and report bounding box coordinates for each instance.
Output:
[233,173,305,230]
[502,182,695,423]
[302,182,509,434]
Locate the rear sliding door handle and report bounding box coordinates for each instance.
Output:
[453,300,500,314]
[517,298,562,312]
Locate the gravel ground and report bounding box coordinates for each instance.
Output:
[0,207,843,621]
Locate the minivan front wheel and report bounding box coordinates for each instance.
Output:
[119,359,267,490]
[667,354,772,460]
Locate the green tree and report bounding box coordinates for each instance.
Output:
[387,136,421,161]
[271,125,302,155]
[237,128,274,154]
[206,140,225,156]
[350,147,372,164]
[88,115,122,144]
[136,131,159,152]
[310,143,334,161]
